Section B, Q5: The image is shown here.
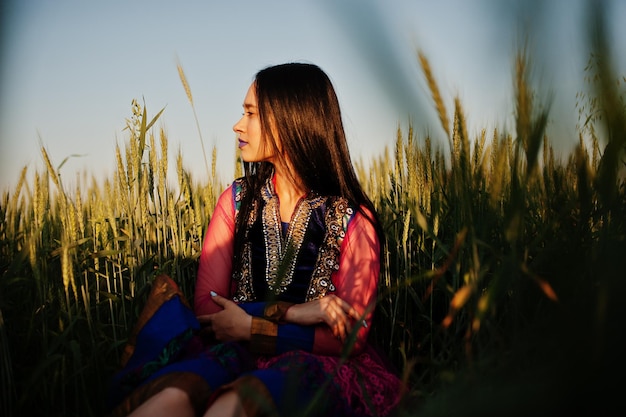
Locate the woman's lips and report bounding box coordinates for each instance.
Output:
[238,139,247,148]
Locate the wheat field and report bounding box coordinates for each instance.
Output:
[1,9,625,417]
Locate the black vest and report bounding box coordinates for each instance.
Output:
[231,177,354,303]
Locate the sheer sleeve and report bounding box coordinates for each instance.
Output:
[195,195,380,357]
[194,185,236,316]
[313,208,380,355]
[246,209,380,356]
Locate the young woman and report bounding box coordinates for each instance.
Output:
[107,63,402,417]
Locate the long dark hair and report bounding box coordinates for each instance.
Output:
[233,63,384,268]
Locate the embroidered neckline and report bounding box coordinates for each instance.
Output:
[232,176,353,302]
[260,178,325,295]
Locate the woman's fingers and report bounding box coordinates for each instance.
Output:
[328,295,359,319]
[342,300,362,322]
[325,298,352,341]
[201,296,252,342]
[314,295,364,340]
[283,295,364,341]
[210,291,233,308]
[335,297,368,333]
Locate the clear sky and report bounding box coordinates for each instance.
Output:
[1,0,624,192]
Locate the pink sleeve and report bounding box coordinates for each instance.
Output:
[194,185,236,315]
[313,208,380,355]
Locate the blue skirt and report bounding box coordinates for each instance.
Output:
[106,275,402,417]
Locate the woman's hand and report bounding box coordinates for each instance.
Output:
[284,295,364,342]
[196,292,252,342]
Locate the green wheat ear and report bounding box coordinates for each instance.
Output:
[177,58,211,180]
[418,50,450,140]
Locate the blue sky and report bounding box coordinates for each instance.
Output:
[1,0,624,191]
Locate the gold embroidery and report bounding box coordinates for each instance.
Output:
[232,177,353,303]
[306,197,352,300]
[262,186,325,296]
[232,179,257,303]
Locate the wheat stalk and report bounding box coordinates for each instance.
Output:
[177,59,210,179]
[418,51,450,140]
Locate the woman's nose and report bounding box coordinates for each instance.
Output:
[233,117,244,133]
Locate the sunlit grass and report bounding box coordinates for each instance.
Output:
[1,5,625,416]
[0,97,224,415]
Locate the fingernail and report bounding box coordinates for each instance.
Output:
[210,291,217,297]
[362,320,368,328]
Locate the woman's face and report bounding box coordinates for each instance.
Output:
[233,83,276,163]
